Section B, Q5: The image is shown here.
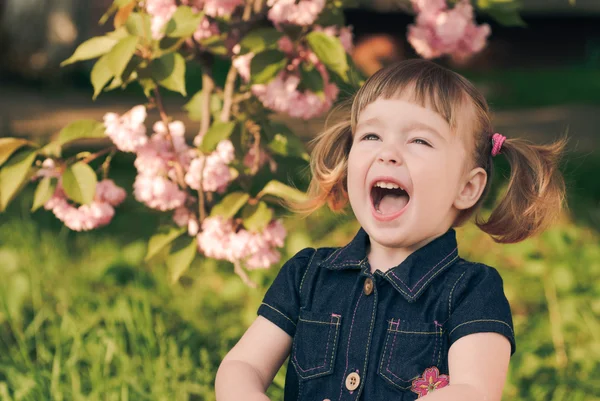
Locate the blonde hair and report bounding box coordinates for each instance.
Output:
[290,59,567,244]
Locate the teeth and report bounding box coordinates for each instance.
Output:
[374,181,403,190]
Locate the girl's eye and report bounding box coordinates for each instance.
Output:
[412,138,431,146]
[362,133,380,141]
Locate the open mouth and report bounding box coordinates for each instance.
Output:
[370,182,410,216]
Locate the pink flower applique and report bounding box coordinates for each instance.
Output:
[410,366,450,398]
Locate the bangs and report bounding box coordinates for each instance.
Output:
[350,60,474,133]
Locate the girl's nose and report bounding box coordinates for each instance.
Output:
[377,149,402,165]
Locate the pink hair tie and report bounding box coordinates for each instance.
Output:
[491,133,506,157]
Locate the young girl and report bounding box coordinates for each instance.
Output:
[215,59,567,401]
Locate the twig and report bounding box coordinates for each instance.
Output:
[197,157,207,223]
[80,146,116,165]
[152,86,187,189]
[198,68,215,138]
[101,149,117,179]
[233,260,257,288]
[220,65,238,122]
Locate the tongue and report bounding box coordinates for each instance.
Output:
[378,193,409,215]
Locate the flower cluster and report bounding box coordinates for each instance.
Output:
[196,217,286,269]
[44,179,126,231]
[184,140,235,193]
[408,0,491,61]
[103,105,148,152]
[233,31,347,120]
[266,0,325,27]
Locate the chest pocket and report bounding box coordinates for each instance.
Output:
[291,308,342,380]
[377,319,444,390]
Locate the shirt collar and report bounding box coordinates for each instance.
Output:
[318,227,459,303]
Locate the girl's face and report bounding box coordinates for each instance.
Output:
[347,96,475,257]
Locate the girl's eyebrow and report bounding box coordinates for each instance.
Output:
[402,121,446,141]
[356,117,382,131]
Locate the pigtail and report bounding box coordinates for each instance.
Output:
[286,107,353,216]
[476,135,568,243]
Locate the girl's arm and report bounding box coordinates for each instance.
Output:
[421,332,511,401]
[215,316,293,401]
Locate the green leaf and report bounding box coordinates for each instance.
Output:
[250,49,287,85]
[306,31,349,82]
[241,201,273,232]
[267,123,309,161]
[91,54,114,100]
[476,0,526,27]
[166,236,197,284]
[39,141,62,158]
[0,138,33,168]
[210,192,250,218]
[107,35,139,79]
[184,90,223,122]
[62,162,97,205]
[165,6,204,38]
[239,28,283,54]
[138,78,157,97]
[61,36,119,66]
[57,120,106,146]
[299,62,325,97]
[145,226,186,262]
[0,149,38,212]
[151,53,187,96]
[31,176,57,212]
[199,121,236,153]
[198,35,228,56]
[125,13,152,37]
[257,180,307,204]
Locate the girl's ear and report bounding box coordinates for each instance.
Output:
[454,167,487,210]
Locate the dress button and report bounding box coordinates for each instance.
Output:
[363,277,373,296]
[345,372,361,391]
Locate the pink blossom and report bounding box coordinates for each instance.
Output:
[203,0,243,17]
[277,36,295,55]
[252,69,339,119]
[408,0,491,61]
[245,248,281,270]
[183,0,242,17]
[232,51,254,82]
[193,16,220,41]
[133,174,186,211]
[267,0,325,26]
[243,146,269,170]
[185,154,232,193]
[173,206,200,236]
[135,120,193,179]
[103,105,148,152]
[196,216,286,269]
[145,0,178,39]
[215,140,235,164]
[95,179,126,206]
[185,140,235,193]
[43,180,127,231]
[262,219,286,248]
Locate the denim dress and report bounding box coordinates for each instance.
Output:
[257,227,516,401]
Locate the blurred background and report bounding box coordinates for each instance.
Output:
[0,1,599,400]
